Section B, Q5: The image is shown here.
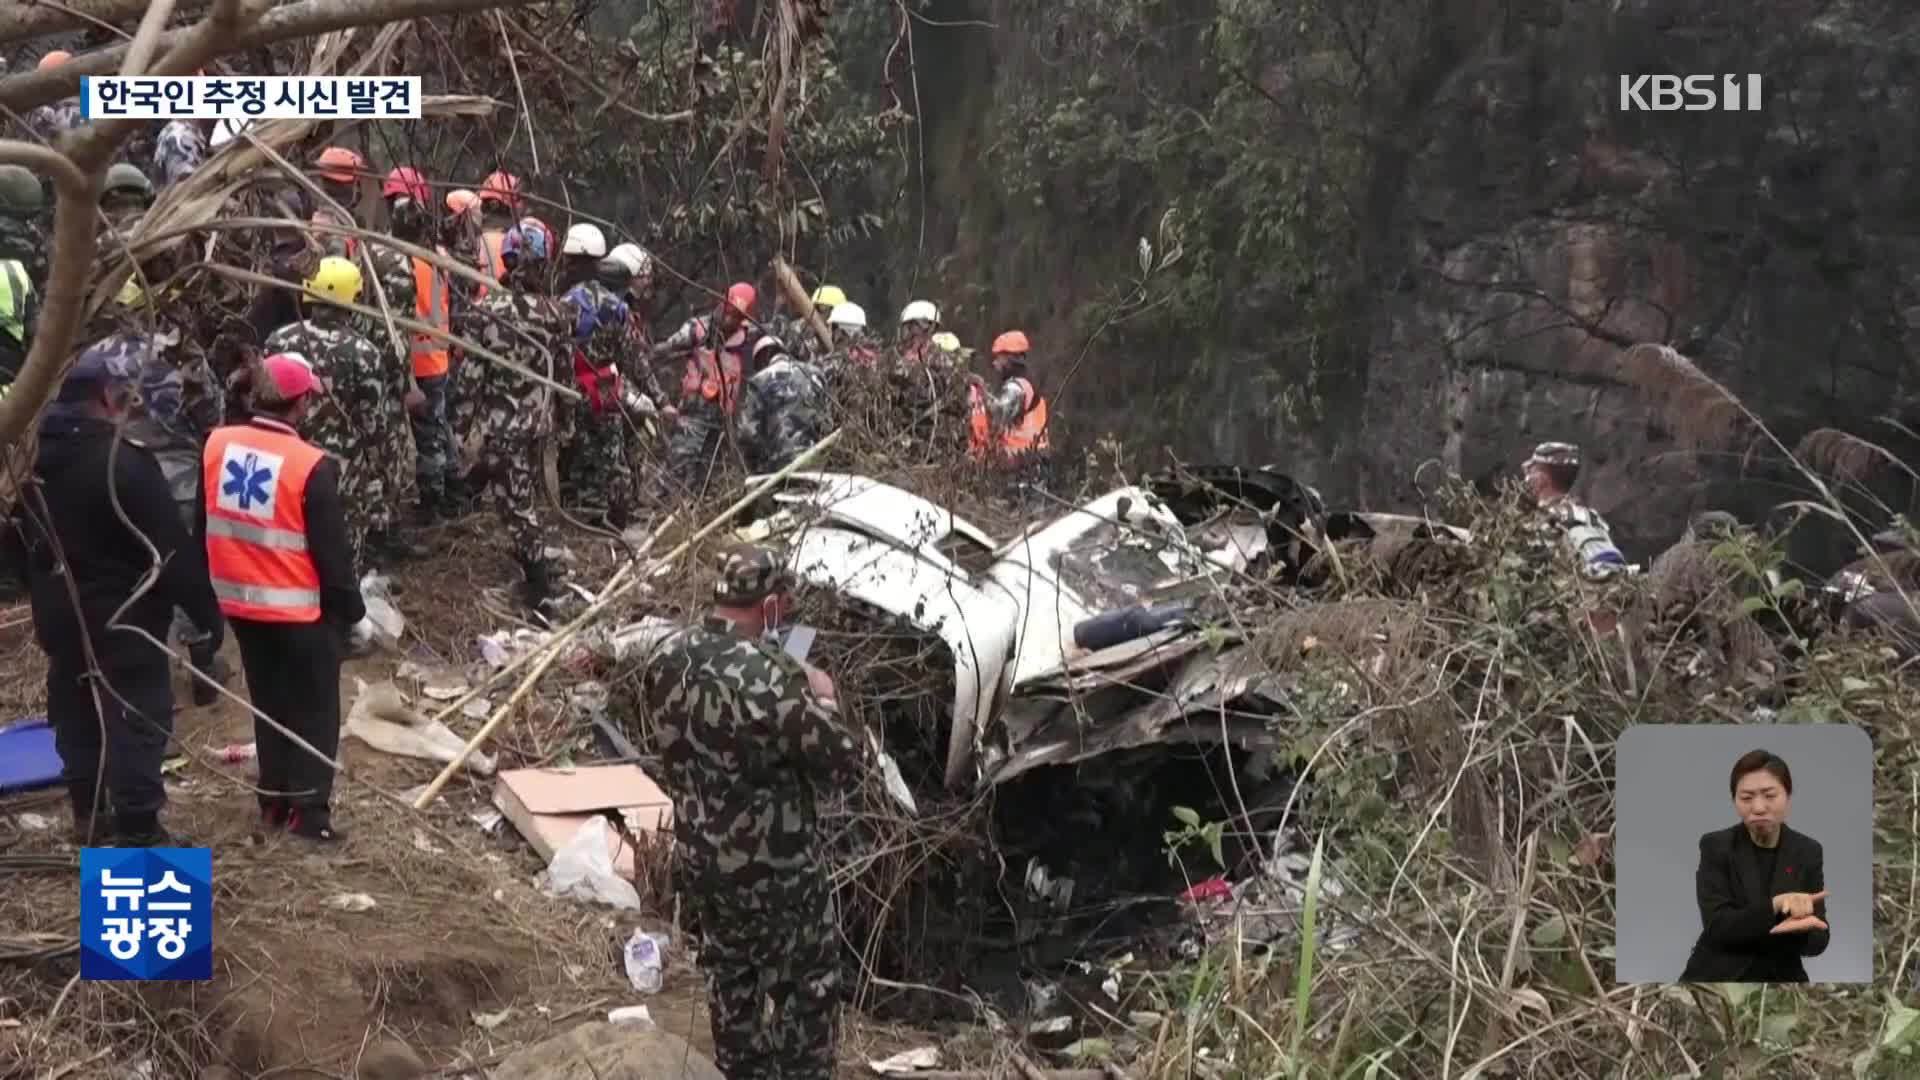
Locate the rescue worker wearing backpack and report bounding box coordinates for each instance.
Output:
[652,283,759,498]
[559,223,640,529]
[310,147,365,260]
[0,166,44,385]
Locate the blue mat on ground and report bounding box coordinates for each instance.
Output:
[0,716,63,795]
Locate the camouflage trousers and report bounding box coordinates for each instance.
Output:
[450,354,489,452]
[694,877,840,1080]
[337,433,407,564]
[411,373,454,503]
[479,386,548,566]
[658,409,726,499]
[567,399,634,522]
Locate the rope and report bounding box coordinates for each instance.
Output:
[0,853,81,962]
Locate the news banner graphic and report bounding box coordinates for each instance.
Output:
[79,75,422,121]
[79,847,213,981]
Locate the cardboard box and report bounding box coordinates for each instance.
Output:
[492,764,675,876]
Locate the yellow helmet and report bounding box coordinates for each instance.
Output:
[810,284,847,309]
[931,331,961,352]
[304,256,363,305]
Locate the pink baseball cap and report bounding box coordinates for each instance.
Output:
[262,352,321,398]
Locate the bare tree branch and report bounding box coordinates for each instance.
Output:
[0,0,546,115]
[0,0,207,47]
[119,0,182,78]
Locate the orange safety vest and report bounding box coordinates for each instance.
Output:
[679,318,747,416]
[480,230,507,281]
[968,376,1051,459]
[202,421,325,623]
[409,254,450,378]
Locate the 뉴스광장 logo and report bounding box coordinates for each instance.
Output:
[79,847,213,981]
[1619,74,1763,112]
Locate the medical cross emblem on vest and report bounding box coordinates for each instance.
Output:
[216,443,285,519]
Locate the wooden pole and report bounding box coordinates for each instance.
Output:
[772,255,835,354]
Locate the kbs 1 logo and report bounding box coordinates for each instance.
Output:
[1618,74,1763,112]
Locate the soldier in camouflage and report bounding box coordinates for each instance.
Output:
[152,118,210,189]
[561,255,641,528]
[266,257,412,569]
[1521,441,1628,581]
[736,335,832,473]
[99,164,154,235]
[453,223,572,615]
[0,165,44,385]
[618,544,874,1080]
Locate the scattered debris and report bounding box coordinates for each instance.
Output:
[470,808,504,834]
[471,1007,512,1030]
[869,1047,941,1074]
[412,829,443,855]
[14,813,51,831]
[215,742,257,764]
[360,572,406,649]
[323,892,377,913]
[539,816,641,910]
[493,765,673,878]
[345,679,498,776]
[490,1020,721,1080]
[623,930,668,993]
[607,1005,653,1025]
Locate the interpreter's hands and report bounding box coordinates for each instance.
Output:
[1769,914,1829,935]
[404,388,427,416]
[1772,890,1828,919]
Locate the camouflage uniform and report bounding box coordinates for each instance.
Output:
[454,286,568,573]
[619,546,868,1080]
[152,120,207,188]
[26,101,82,144]
[266,311,406,565]
[0,211,40,384]
[737,353,831,473]
[1524,442,1627,581]
[561,278,637,524]
[0,204,49,295]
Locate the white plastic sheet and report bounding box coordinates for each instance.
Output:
[540,817,641,910]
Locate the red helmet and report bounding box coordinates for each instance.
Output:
[991,330,1030,356]
[723,283,757,315]
[381,166,429,203]
[313,146,365,183]
[478,170,523,210]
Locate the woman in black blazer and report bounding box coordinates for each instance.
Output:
[1680,749,1830,983]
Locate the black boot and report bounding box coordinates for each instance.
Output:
[188,640,228,707]
[607,504,632,532]
[414,488,445,527]
[370,529,430,562]
[287,805,342,843]
[518,557,553,615]
[114,810,175,847]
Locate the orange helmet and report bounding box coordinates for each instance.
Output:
[381,166,429,203]
[723,283,757,315]
[313,146,364,183]
[38,51,71,71]
[444,188,479,215]
[992,330,1030,356]
[478,170,522,210]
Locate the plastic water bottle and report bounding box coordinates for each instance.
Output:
[624,930,665,994]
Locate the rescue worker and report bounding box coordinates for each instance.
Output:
[25,51,83,143]
[560,226,643,528]
[652,283,758,498]
[474,170,524,284]
[966,330,1052,489]
[100,163,154,233]
[378,166,459,524]
[737,335,831,473]
[827,302,879,367]
[610,242,656,347]
[622,544,875,1080]
[3,338,224,846]
[310,146,365,259]
[202,352,362,842]
[778,283,844,363]
[152,116,211,189]
[454,223,571,615]
[266,257,417,567]
[896,299,940,364]
[0,165,43,384]
[1522,442,1627,580]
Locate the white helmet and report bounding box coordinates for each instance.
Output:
[899,299,939,325]
[562,223,607,257]
[607,242,651,278]
[828,302,867,330]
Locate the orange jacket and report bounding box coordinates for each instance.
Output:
[202,422,325,623]
[409,254,450,378]
[968,376,1050,459]
[679,318,748,415]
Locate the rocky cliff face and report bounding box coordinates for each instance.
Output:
[890,0,1920,563]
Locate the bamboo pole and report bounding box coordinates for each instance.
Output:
[410,428,844,809]
[772,255,834,353]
